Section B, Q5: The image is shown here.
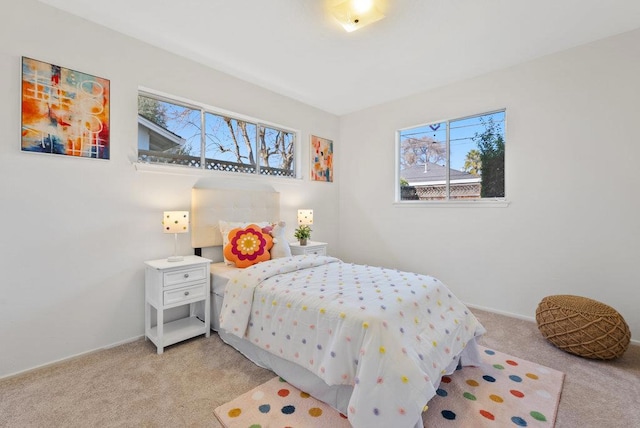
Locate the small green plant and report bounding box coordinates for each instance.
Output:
[294,224,312,241]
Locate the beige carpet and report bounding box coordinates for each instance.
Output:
[1,308,638,427]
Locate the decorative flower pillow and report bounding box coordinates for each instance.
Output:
[219,220,270,265]
[223,224,274,268]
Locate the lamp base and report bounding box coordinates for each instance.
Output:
[167,255,184,262]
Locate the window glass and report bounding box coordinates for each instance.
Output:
[137,92,298,178]
[137,95,201,167]
[259,126,295,177]
[204,113,256,174]
[399,110,505,201]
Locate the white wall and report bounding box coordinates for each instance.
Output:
[337,29,640,342]
[2,1,637,379]
[0,0,339,378]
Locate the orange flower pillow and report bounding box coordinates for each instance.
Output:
[223,224,274,268]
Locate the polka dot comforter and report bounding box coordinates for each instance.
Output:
[219,255,486,428]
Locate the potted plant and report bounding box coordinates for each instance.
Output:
[294,224,312,246]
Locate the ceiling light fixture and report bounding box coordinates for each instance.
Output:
[330,0,385,33]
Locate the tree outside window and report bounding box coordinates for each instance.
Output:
[137,93,296,177]
[398,110,505,201]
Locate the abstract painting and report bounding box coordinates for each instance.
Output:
[21,57,110,159]
[310,135,333,182]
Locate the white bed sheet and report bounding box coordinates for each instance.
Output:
[209,262,238,331]
[211,262,237,295]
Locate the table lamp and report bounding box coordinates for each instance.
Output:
[163,211,189,262]
[297,209,313,226]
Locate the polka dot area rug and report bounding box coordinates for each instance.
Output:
[214,346,564,428]
[215,376,350,428]
[422,347,564,427]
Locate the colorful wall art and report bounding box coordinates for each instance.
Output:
[21,57,110,159]
[310,135,333,182]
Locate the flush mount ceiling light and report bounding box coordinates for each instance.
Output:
[330,0,385,32]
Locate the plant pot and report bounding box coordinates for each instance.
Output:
[299,238,307,246]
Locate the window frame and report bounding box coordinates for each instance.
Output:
[137,87,300,179]
[394,109,508,207]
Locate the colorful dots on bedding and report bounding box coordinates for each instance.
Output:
[228,408,242,418]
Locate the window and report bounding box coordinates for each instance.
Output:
[397,110,505,201]
[137,92,296,177]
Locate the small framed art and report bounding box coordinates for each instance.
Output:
[21,57,110,159]
[310,135,333,182]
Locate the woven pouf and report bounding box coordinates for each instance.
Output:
[536,295,630,359]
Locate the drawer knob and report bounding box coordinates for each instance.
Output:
[184,291,190,296]
[184,273,190,278]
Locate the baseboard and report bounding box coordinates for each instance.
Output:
[0,335,144,381]
[465,303,640,346]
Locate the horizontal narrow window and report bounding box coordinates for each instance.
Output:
[137,92,297,178]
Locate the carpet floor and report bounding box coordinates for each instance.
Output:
[0,308,637,427]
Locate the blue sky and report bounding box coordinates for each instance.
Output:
[400,110,505,172]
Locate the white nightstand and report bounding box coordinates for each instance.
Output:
[289,241,328,256]
[144,255,211,354]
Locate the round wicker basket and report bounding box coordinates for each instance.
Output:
[535,295,630,360]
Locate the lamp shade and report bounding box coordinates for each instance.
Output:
[163,211,189,234]
[297,209,314,226]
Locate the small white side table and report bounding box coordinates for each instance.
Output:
[144,255,211,354]
[289,241,328,256]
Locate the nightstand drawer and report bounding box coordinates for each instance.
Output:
[164,283,206,306]
[304,247,326,256]
[290,241,328,256]
[163,266,207,287]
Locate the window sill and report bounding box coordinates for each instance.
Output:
[134,162,211,176]
[393,199,509,208]
[133,161,302,182]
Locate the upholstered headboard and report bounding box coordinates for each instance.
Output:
[191,182,280,249]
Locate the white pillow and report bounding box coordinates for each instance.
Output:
[219,220,270,265]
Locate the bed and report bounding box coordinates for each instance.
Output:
[191,183,486,428]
